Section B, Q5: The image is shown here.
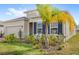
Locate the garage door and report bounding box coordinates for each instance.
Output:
[5,26,23,38]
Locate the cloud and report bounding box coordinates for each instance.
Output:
[6,12,12,15]
[6,8,26,17]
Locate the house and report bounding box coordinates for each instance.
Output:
[0,10,76,40]
[2,17,29,38]
[0,21,4,37]
[77,25,79,32]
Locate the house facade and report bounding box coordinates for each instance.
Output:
[0,10,76,40]
[77,25,79,32]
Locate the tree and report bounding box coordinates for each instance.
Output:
[52,11,75,32]
[36,4,53,48]
[36,4,61,48]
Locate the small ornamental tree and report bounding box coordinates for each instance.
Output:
[36,4,53,48]
[36,4,61,48]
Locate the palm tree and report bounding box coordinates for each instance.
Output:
[36,4,61,48]
[52,11,75,32]
[36,4,53,48]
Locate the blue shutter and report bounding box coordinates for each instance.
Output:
[34,22,37,34]
[42,23,45,34]
[48,24,50,34]
[58,22,62,34]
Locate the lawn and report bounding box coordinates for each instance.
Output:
[63,32,79,54]
[0,42,45,55]
[0,32,79,55]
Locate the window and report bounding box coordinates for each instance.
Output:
[51,28,58,34]
[37,22,42,34]
[51,22,58,28]
[0,25,4,27]
[51,22,58,34]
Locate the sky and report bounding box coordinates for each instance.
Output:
[0,4,79,25]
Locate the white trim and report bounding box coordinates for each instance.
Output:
[36,22,42,34]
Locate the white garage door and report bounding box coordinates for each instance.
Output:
[6,26,23,37]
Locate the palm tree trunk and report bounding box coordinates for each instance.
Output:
[45,23,49,48]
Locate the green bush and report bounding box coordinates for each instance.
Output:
[25,35,36,45]
[39,35,45,45]
[57,35,64,44]
[48,35,57,46]
[33,44,40,49]
[4,34,17,43]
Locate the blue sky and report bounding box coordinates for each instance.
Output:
[0,4,79,25]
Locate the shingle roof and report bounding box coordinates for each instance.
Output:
[24,10,36,13]
[3,17,29,23]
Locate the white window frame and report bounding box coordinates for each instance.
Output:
[36,22,42,34]
[50,23,58,34]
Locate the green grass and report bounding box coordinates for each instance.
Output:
[0,42,45,55]
[65,32,79,54]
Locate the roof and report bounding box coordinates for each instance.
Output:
[3,17,29,23]
[24,10,41,19]
[24,10,36,13]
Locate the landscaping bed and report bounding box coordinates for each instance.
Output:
[0,33,79,55]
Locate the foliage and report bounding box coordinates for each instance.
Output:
[67,13,76,32]
[33,44,41,49]
[4,34,17,43]
[52,11,76,32]
[57,35,64,43]
[36,4,53,24]
[48,35,57,46]
[37,4,76,34]
[39,35,45,45]
[25,35,36,45]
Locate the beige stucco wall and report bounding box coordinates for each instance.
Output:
[3,20,29,38]
[0,27,4,34]
[24,20,29,36]
[26,10,40,18]
[63,20,76,41]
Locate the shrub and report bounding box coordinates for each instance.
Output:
[39,35,45,45]
[18,29,22,40]
[4,34,17,43]
[48,35,57,46]
[56,35,64,44]
[33,44,40,49]
[25,35,36,45]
